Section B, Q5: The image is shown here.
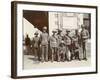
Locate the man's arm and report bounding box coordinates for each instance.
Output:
[86,30,89,39]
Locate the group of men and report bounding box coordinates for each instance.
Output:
[25,24,89,62]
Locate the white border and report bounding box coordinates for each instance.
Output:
[17,3,96,76]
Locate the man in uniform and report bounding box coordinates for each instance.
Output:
[49,30,58,62]
[40,26,49,62]
[80,24,89,60]
[72,30,81,60]
[59,39,66,62]
[31,31,40,61]
[64,30,72,61]
[56,29,63,62]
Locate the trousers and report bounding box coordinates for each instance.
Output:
[41,45,48,62]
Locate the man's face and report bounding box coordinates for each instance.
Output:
[26,34,28,38]
[75,30,78,35]
[66,32,69,35]
[82,27,85,30]
[35,35,38,37]
[53,32,56,35]
[43,29,46,32]
[58,31,61,35]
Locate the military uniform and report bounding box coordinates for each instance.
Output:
[64,33,72,61]
[57,34,63,61]
[72,34,81,60]
[59,40,66,61]
[50,33,58,62]
[80,28,89,60]
[40,31,49,62]
[31,35,40,60]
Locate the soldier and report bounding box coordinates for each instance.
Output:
[80,25,89,60]
[56,29,63,62]
[64,30,72,61]
[31,31,40,61]
[49,30,58,62]
[40,26,49,62]
[59,39,66,62]
[25,34,31,55]
[72,30,81,60]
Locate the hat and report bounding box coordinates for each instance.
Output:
[34,31,38,35]
[66,30,70,32]
[60,40,65,46]
[52,30,56,33]
[75,29,78,32]
[57,29,62,32]
[81,24,85,28]
[43,26,47,30]
[61,40,65,43]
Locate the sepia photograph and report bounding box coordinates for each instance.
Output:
[23,11,91,69]
[11,1,97,78]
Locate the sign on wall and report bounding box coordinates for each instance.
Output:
[62,16,78,29]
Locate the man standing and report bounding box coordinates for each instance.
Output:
[56,29,63,62]
[31,31,40,61]
[64,30,72,61]
[80,24,89,60]
[25,34,31,55]
[72,30,81,60]
[49,30,58,62]
[40,26,49,62]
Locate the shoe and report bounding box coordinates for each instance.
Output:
[78,58,81,61]
[83,58,87,60]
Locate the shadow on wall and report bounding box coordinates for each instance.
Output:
[23,18,42,39]
[23,10,48,32]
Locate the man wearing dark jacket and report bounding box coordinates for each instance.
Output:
[25,34,31,55]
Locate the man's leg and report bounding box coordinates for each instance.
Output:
[76,51,81,60]
[51,47,54,62]
[34,48,37,59]
[83,42,87,60]
[65,46,68,61]
[57,48,60,62]
[68,45,72,61]
[45,45,48,61]
[37,48,40,61]
[54,48,57,61]
[41,46,44,62]
[62,52,65,62]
